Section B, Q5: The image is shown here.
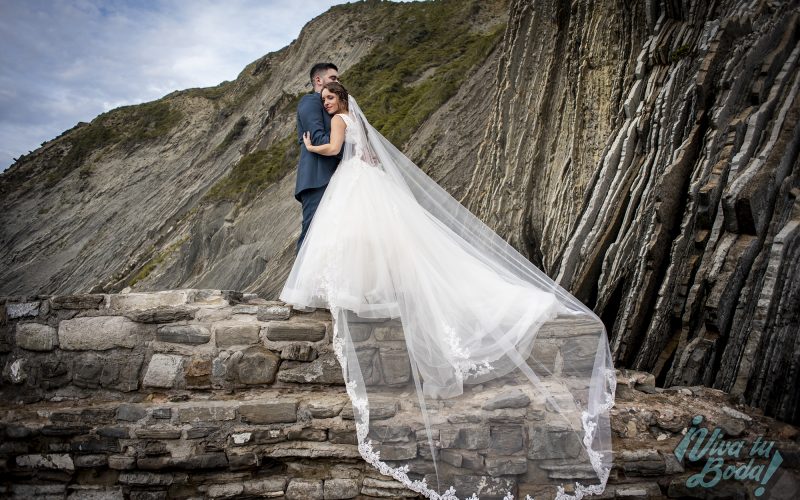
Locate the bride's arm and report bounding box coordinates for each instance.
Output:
[303,115,346,156]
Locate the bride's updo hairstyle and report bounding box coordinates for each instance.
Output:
[322,81,349,112]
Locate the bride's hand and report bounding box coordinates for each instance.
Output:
[302,131,313,150]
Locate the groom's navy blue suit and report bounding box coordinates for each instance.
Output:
[294,91,341,254]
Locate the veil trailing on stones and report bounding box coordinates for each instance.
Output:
[281,95,616,500]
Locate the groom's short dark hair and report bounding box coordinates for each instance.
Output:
[309,62,338,83]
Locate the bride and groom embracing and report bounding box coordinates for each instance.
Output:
[280,62,617,500]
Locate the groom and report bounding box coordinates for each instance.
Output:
[294,62,341,255]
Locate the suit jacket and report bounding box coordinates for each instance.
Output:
[294,92,342,202]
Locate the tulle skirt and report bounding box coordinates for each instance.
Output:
[282,154,568,315]
[280,156,615,499]
[281,156,568,396]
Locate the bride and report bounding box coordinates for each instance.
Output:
[280,82,616,500]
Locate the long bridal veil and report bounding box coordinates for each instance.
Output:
[282,96,616,500]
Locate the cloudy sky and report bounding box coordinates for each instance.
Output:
[0,0,353,172]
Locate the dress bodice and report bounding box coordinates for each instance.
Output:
[338,113,361,148]
[337,112,380,168]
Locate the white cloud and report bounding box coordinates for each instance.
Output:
[0,0,346,171]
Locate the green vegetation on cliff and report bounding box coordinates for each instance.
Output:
[46,122,118,188]
[43,99,183,188]
[339,0,505,147]
[118,100,184,144]
[129,235,190,287]
[216,116,250,152]
[202,134,298,205]
[181,55,273,113]
[182,80,233,101]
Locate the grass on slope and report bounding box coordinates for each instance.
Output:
[337,0,505,147]
[129,235,190,287]
[43,99,183,189]
[202,134,299,206]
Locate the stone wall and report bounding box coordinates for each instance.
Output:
[0,289,368,499]
[1,289,798,499]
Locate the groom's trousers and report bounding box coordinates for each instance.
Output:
[295,185,328,255]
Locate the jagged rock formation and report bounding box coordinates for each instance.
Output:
[466,0,800,425]
[1,289,797,499]
[0,0,797,433]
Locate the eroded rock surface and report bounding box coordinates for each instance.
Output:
[465,0,800,425]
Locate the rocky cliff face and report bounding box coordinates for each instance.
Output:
[1,0,798,430]
[466,0,800,425]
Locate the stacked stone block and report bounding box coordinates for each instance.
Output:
[0,289,416,499]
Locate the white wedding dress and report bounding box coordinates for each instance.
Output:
[280,97,616,500]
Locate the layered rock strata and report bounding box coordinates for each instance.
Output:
[468,0,800,424]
